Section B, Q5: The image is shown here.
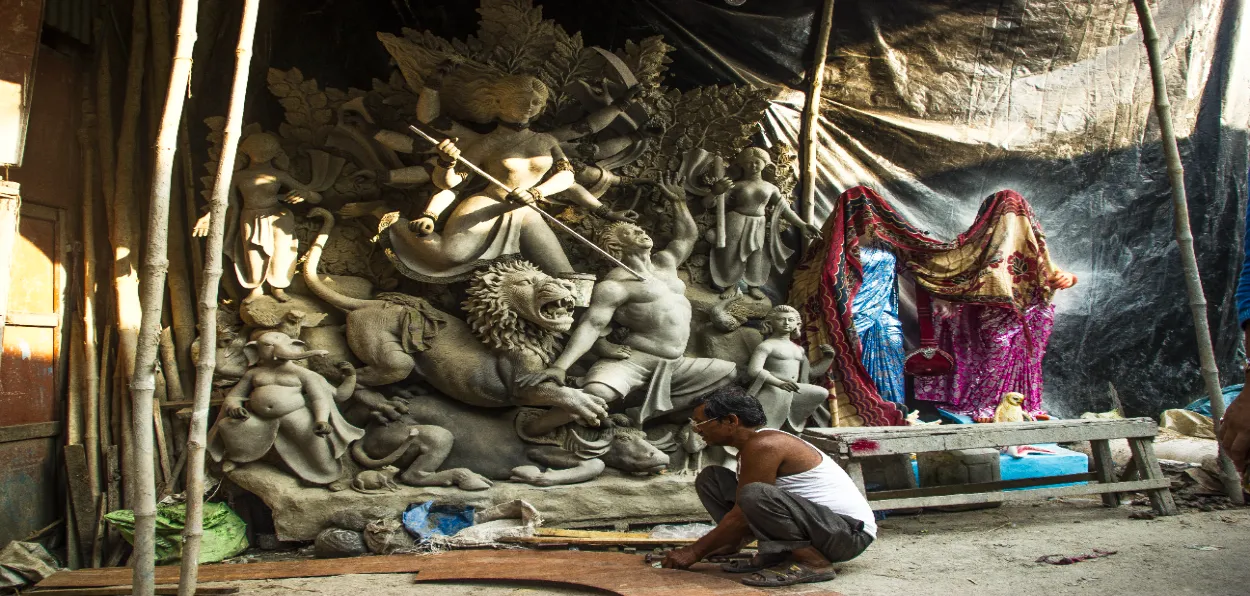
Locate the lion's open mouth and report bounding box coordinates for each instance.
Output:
[537,293,577,327]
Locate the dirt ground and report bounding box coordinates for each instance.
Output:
[211,498,1250,596]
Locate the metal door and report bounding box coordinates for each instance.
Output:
[0,202,65,545]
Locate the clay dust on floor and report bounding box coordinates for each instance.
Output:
[215,499,1250,595]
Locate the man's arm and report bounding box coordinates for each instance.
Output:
[1218,218,1250,478]
[664,436,786,569]
[656,172,698,266]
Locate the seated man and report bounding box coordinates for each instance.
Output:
[662,385,875,587]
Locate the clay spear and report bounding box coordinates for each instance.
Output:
[406,124,646,281]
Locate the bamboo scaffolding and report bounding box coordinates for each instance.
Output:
[1131,0,1244,505]
[179,2,259,592]
[112,0,149,383]
[799,0,835,226]
[130,0,200,591]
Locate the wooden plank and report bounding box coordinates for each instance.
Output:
[1128,437,1179,516]
[30,586,238,595]
[867,473,1097,501]
[803,418,1158,456]
[867,478,1171,511]
[535,528,653,539]
[0,420,61,443]
[6,311,60,327]
[502,536,699,547]
[1090,439,1121,507]
[411,550,785,596]
[37,555,435,589]
[63,444,97,564]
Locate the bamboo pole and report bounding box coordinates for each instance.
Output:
[130,0,200,591]
[799,0,835,226]
[78,85,102,499]
[1131,0,1244,505]
[150,0,199,399]
[180,2,259,591]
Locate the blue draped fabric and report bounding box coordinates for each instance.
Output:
[852,247,906,404]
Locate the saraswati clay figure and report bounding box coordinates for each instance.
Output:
[748,305,836,432]
[519,173,737,435]
[708,148,821,300]
[195,132,336,303]
[208,332,364,488]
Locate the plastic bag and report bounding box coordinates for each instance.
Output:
[401,502,475,542]
[104,501,248,564]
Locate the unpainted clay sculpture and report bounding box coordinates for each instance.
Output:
[747,305,836,432]
[208,331,364,487]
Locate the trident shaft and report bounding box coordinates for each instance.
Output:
[407,125,646,281]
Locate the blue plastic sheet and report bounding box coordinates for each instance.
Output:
[401,502,475,542]
[1184,384,1243,418]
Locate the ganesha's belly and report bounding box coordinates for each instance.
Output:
[248,386,306,418]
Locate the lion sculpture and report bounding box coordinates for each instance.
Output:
[302,208,609,425]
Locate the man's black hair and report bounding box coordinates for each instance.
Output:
[697,384,767,427]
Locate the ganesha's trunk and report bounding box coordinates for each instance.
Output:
[302,208,376,312]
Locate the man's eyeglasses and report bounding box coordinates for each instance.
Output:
[689,417,721,428]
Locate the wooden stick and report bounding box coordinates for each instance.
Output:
[68,318,85,446]
[98,325,114,463]
[799,0,835,226]
[91,491,106,568]
[131,0,200,592]
[1131,0,1244,505]
[180,2,257,593]
[159,328,187,403]
[79,82,102,499]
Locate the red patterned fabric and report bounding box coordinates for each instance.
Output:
[789,186,1058,427]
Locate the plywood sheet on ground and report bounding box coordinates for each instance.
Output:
[35,555,429,589]
[411,551,843,596]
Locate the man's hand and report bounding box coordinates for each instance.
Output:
[1217,384,1250,478]
[516,366,567,388]
[657,172,687,203]
[661,546,702,570]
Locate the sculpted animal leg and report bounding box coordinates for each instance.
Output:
[354,348,416,386]
[511,446,605,486]
[397,426,492,491]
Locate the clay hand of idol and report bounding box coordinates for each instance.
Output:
[409,216,436,236]
[506,188,541,207]
[803,222,823,240]
[516,366,567,388]
[658,172,687,202]
[224,400,250,420]
[709,177,734,196]
[1047,270,1078,290]
[192,212,211,237]
[779,380,800,392]
[313,421,332,437]
[435,138,461,165]
[819,344,836,356]
[284,189,321,205]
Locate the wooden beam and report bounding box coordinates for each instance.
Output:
[867,473,1097,501]
[64,445,99,566]
[867,477,1170,511]
[0,421,62,443]
[803,418,1159,456]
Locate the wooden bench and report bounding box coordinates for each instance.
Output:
[801,418,1179,516]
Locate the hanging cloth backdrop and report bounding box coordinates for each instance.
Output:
[790,185,1060,426]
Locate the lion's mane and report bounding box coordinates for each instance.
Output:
[463,260,564,363]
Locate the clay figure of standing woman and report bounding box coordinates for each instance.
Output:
[709,148,821,299]
[195,132,327,303]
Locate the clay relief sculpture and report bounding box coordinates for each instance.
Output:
[194,132,343,302]
[706,148,821,299]
[519,173,737,435]
[747,306,837,432]
[208,332,364,488]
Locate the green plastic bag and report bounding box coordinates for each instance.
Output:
[104,501,249,564]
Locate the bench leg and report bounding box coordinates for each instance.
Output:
[845,459,867,496]
[1128,437,1178,516]
[1090,439,1121,507]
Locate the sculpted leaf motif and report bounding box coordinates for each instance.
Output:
[618,36,673,89]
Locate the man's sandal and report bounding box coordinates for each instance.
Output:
[740,562,837,587]
[719,553,787,573]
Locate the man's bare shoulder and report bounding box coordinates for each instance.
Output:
[741,429,805,456]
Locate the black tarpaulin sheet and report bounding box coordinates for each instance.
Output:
[635,0,1250,418]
